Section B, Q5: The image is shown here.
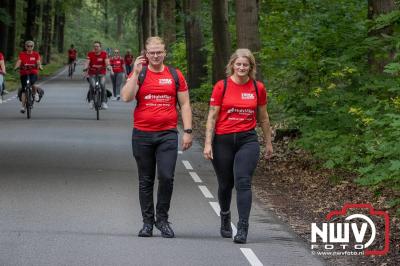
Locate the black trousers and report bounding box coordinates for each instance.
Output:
[132,128,178,224]
[212,130,260,222]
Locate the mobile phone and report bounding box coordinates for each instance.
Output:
[141,50,149,64]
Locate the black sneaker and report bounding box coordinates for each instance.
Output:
[138,223,153,237]
[155,220,175,238]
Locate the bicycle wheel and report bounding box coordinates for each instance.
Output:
[94,88,101,120]
[26,89,32,119]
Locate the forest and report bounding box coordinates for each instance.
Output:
[1,0,400,213]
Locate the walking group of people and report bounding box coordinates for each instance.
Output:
[1,36,273,244]
[121,36,273,244]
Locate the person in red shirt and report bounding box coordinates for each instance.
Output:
[203,49,273,244]
[14,40,43,113]
[83,41,112,109]
[0,52,6,103]
[109,49,125,100]
[124,49,134,76]
[68,44,77,74]
[121,36,193,238]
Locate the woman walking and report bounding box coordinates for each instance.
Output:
[203,48,273,244]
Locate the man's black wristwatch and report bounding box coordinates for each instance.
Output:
[183,128,193,134]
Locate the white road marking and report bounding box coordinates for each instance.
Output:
[189,172,202,183]
[240,248,263,266]
[231,222,237,238]
[198,185,213,198]
[182,160,193,170]
[178,151,183,154]
[209,202,220,216]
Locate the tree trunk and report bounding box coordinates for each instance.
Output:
[151,0,158,36]
[52,5,59,47]
[104,0,109,36]
[368,0,396,72]
[0,0,10,55]
[212,0,231,83]
[116,15,123,41]
[161,0,176,48]
[24,0,38,42]
[137,4,144,51]
[58,13,65,53]
[142,0,151,42]
[235,0,262,79]
[6,0,16,60]
[183,0,207,89]
[40,0,52,64]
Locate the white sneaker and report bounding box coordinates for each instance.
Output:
[34,93,40,102]
[89,101,94,109]
[111,96,116,101]
[116,95,120,101]
[20,107,26,113]
[101,102,108,109]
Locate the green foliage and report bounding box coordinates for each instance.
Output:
[258,0,400,198]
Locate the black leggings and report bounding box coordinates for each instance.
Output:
[132,128,178,224]
[212,130,260,222]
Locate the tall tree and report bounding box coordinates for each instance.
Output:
[235,0,262,79]
[6,0,16,60]
[212,0,231,83]
[142,0,151,42]
[183,0,207,89]
[137,4,144,51]
[40,0,52,64]
[24,0,39,42]
[151,0,158,35]
[161,0,176,48]
[0,0,10,55]
[367,0,396,72]
[57,12,65,53]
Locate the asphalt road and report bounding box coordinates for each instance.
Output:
[0,64,324,266]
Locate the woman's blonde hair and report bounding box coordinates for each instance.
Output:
[145,36,165,49]
[225,48,257,80]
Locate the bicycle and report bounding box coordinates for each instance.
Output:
[68,60,76,78]
[85,68,106,120]
[23,77,35,119]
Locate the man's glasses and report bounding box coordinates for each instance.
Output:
[146,51,165,57]
[26,45,33,48]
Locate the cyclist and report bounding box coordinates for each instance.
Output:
[110,49,125,100]
[83,41,112,110]
[0,51,6,103]
[124,49,134,76]
[14,40,43,114]
[68,44,77,75]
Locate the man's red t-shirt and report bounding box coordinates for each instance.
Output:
[68,48,77,59]
[133,66,188,131]
[0,52,4,74]
[210,77,267,135]
[124,54,133,65]
[110,56,124,73]
[87,51,107,75]
[19,51,40,76]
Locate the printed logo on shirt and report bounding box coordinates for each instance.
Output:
[159,78,173,85]
[30,57,36,61]
[97,58,103,62]
[227,108,255,115]
[241,93,255,100]
[144,94,172,101]
[210,98,215,102]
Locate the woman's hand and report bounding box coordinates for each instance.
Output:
[264,141,273,160]
[203,143,213,160]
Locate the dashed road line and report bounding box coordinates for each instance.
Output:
[240,248,263,266]
[198,185,213,198]
[178,151,183,154]
[182,160,193,170]
[209,201,220,215]
[189,172,202,183]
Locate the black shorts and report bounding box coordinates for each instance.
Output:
[20,74,38,89]
[68,58,76,64]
